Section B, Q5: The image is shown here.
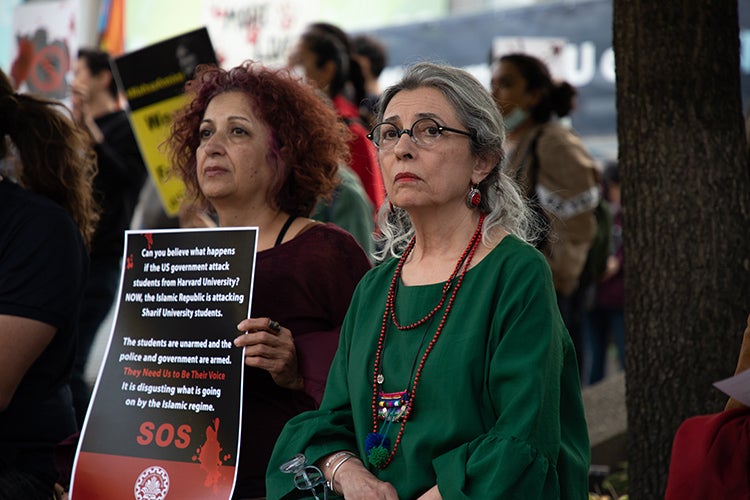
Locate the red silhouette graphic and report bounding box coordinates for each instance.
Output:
[126,254,134,269]
[144,233,154,249]
[10,38,34,89]
[192,418,229,491]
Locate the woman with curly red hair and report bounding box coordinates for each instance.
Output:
[167,62,371,499]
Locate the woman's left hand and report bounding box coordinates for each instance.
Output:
[234,317,303,391]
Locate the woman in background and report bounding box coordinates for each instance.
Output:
[289,22,385,212]
[491,52,600,376]
[0,68,98,499]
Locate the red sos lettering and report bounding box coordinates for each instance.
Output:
[137,421,191,449]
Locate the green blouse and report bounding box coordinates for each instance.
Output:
[267,235,590,499]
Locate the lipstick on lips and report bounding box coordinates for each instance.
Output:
[394,172,420,182]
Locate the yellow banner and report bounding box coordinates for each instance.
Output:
[129,95,187,217]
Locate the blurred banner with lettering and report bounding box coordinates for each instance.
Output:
[203,0,317,68]
[491,37,568,80]
[70,227,257,500]
[111,28,217,217]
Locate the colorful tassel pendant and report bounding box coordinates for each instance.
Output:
[365,431,391,468]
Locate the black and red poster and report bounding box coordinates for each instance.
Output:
[70,227,257,500]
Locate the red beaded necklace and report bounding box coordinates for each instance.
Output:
[365,213,486,469]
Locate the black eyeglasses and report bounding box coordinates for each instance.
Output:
[367,117,472,150]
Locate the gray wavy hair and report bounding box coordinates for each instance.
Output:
[373,61,542,261]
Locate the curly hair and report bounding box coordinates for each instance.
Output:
[0,69,99,247]
[167,62,351,217]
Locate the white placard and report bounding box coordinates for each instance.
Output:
[203,0,319,69]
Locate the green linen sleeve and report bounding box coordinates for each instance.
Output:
[266,272,372,499]
[432,250,590,499]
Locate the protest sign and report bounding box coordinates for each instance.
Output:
[203,0,317,68]
[70,227,257,500]
[111,27,217,216]
[10,0,78,101]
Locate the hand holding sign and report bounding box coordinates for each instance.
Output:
[235,317,304,391]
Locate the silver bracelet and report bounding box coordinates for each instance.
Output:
[324,450,354,469]
[327,452,358,495]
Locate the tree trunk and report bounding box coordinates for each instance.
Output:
[614,1,750,497]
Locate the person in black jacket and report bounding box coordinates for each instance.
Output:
[0,67,98,499]
[70,48,148,427]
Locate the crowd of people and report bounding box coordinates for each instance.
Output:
[0,18,642,500]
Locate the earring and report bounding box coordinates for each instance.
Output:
[466,184,481,209]
[389,201,395,213]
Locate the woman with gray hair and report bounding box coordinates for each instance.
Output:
[267,61,590,499]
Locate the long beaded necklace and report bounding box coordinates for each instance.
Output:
[365,213,486,469]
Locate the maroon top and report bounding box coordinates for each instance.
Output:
[233,223,371,498]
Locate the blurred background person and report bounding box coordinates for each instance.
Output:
[310,161,375,256]
[491,52,599,377]
[351,33,389,128]
[167,62,372,499]
[0,68,98,499]
[584,160,624,385]
[289,22,385,212]
[69,48,148,427]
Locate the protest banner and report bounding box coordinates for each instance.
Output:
[10,0,78,101]
[111,27,217,217]
[70,227,257,500]
[203,0,317,68]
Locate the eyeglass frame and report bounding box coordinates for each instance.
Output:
[280,453,328,500]
[367,117,473,150]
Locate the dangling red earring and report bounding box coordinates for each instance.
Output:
[466,184,481,209]
[389,201,395,213]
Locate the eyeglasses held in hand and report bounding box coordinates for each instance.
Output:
[367,117,472,150]
[280,453,328,500]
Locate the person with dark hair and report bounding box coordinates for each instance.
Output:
[166,62,372,499]
[491,52,599,377]
[584,160,625,384]
[267,61,589,500]
[351,33,388,127]
[69,48,148,427]
[0,68,98,499]
[289,23,385,211]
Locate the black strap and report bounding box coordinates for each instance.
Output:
[514,128,545,197]
[527,129,544,197]
[516,128,549,250]
[274,215,297,247]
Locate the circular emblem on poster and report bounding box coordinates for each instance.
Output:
[134,465,170,500]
